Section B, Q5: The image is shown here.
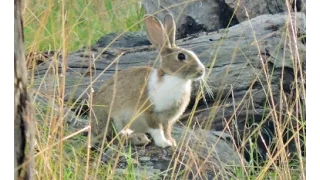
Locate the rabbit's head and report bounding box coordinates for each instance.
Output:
[144,14,205,80]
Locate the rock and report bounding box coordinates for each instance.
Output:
[95,32,151,48]
[139,157,151,161]
[95,126,246,179]
[142,0,306,37]
[142,0,239,38]
[225,0,306,22]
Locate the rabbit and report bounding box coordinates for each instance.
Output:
[91,13,205,148]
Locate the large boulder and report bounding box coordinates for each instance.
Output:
[142,0,306,37]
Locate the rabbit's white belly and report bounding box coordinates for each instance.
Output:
[148,69,191,112]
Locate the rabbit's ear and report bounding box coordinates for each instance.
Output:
[144,15,169,49]
[164,14,176,47]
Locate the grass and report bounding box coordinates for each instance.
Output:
[24,0,306,179]
[23,0,145,53]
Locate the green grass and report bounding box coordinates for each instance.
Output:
[24,0,145,52]
[25,0,306,179]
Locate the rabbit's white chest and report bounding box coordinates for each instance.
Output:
[148,69,191,112]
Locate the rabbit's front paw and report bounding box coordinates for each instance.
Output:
[148,128,173,148]
[154,138,173,148]
[168,137,177,147]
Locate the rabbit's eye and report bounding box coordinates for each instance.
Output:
[178,53,186,61]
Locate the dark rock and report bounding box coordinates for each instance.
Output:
[143,0,222,38]
[225,0,306,22]
[143,0,305,37]
[95,32,151,48]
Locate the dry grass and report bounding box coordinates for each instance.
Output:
[24,0,306,179]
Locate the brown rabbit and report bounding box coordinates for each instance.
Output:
[91,14,205,148]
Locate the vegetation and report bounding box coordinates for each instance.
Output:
[24,0,306,179]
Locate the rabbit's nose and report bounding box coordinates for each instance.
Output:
[195,67,205,78]
[197,67,205,74]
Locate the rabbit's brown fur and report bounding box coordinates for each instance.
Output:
[91,14,205,148]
